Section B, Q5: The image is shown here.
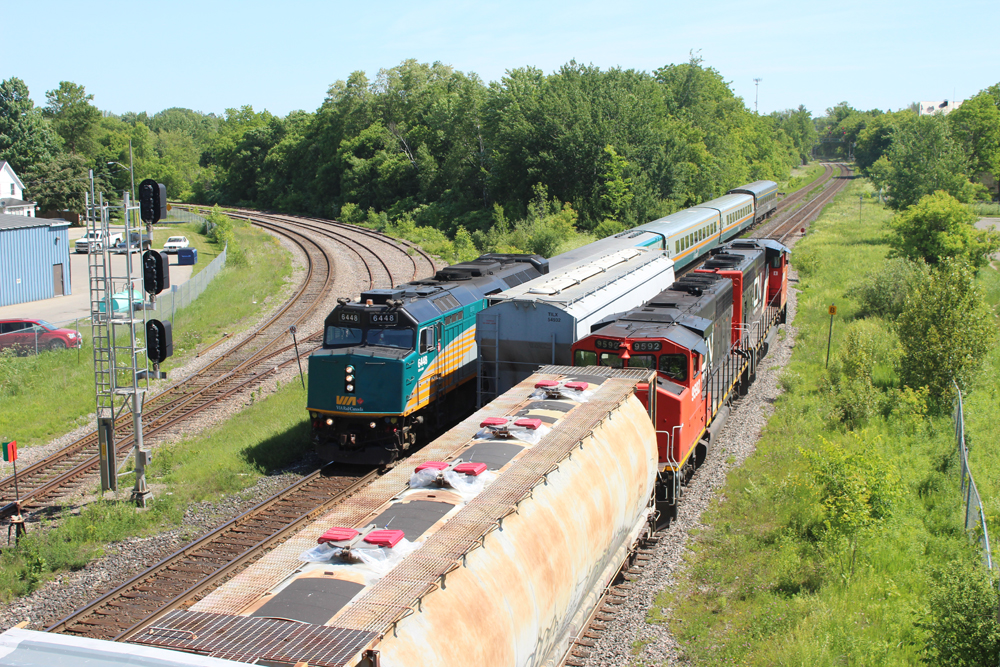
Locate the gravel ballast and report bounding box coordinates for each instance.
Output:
[580,276,800,666]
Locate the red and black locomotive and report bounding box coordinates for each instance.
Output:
[571,238,790,522]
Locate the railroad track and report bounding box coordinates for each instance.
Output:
[762,163,852,242]
[48,465,380,641]
[0,211,432,527]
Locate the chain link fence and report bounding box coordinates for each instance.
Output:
[146,244,227,323]
[953,382,993,571]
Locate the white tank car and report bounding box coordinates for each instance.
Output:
[131,365,659,667]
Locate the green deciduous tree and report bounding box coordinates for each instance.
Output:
[769,105,817,164]
[23,152,92,212]
[800,433,901,582]
[43,81,101,155]
[890,190,1000,268]
[896,258,996,411]
[599,144,633,222]
[948,83,1000,198]
[869,114,984,210]
[0,77,56,173]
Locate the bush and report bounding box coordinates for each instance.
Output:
[922,558,1000,666]
[849,257,930,320]
[897,259,996,412]
[827,319,900,426]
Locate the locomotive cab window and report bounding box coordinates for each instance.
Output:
[628,354,656,369]
[325,326,363,348]
[599,352,624,368]
[659,354,687,382]
[366,327,415,349]
[574,349,597,367]
[419,326,436,353]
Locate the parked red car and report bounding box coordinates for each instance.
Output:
[0,319,83,353]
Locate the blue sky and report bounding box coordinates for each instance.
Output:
[5,0,998,119]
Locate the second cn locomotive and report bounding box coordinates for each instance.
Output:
[308,254,546,464]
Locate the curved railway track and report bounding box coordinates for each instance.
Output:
[48,464,379,641]
[0,212,434,526]
[761,163,852,242]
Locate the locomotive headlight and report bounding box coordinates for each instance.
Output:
[345,365,355,374]
[345,374,354,382]
[325,418,334,426]
[346,383,354,392]
[369,422,377,428]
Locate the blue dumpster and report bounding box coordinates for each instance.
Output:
[177,248,198,265]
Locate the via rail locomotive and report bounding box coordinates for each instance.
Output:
[308,253,546,464]
[571,238,789,521]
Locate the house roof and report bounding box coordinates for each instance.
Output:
[0,213,69,231]
[1,197,34,208]
[0,161,26,190]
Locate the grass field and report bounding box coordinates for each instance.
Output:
[655,178,996,665]
[0,217,291,449]
[0,380,311,601]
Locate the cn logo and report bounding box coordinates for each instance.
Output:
[336,396,358,406]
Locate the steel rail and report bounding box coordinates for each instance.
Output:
[0,218,341,520]
[48,466,380,640]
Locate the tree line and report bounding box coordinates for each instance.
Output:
[3,59,997,260]
[2,56,815,258]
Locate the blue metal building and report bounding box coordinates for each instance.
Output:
[0,214,72,307]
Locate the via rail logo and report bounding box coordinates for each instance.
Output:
[335,396,364,411]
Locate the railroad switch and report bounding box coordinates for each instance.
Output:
[7,502,26,544]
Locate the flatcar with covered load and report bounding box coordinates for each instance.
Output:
[308,253,546,464]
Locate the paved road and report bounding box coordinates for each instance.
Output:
[0,227,194,327]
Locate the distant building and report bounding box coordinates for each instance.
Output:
[0,214,72,307]
[0,160,37,217]
[919,99,964,116]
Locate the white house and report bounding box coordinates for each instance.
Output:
[0,160,37,216]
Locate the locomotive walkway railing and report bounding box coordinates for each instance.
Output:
[952,381,993,571]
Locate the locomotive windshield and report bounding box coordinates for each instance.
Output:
[323,324,415,350]
[366,327,414,349]
[326,326,363,347]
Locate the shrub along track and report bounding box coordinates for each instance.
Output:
[0,211,436,533]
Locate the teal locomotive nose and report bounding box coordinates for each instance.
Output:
[307,352,407,416]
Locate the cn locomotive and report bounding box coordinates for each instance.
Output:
[307,254,546,464]
[571,237,789,521]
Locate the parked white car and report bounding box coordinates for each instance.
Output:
[162,236,190,253]
[74,231,122,253]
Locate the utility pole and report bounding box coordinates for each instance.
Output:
[754,78,762,114]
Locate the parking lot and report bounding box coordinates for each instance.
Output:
[0,227,196,328]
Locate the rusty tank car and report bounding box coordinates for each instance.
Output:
[130,365,662,667]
